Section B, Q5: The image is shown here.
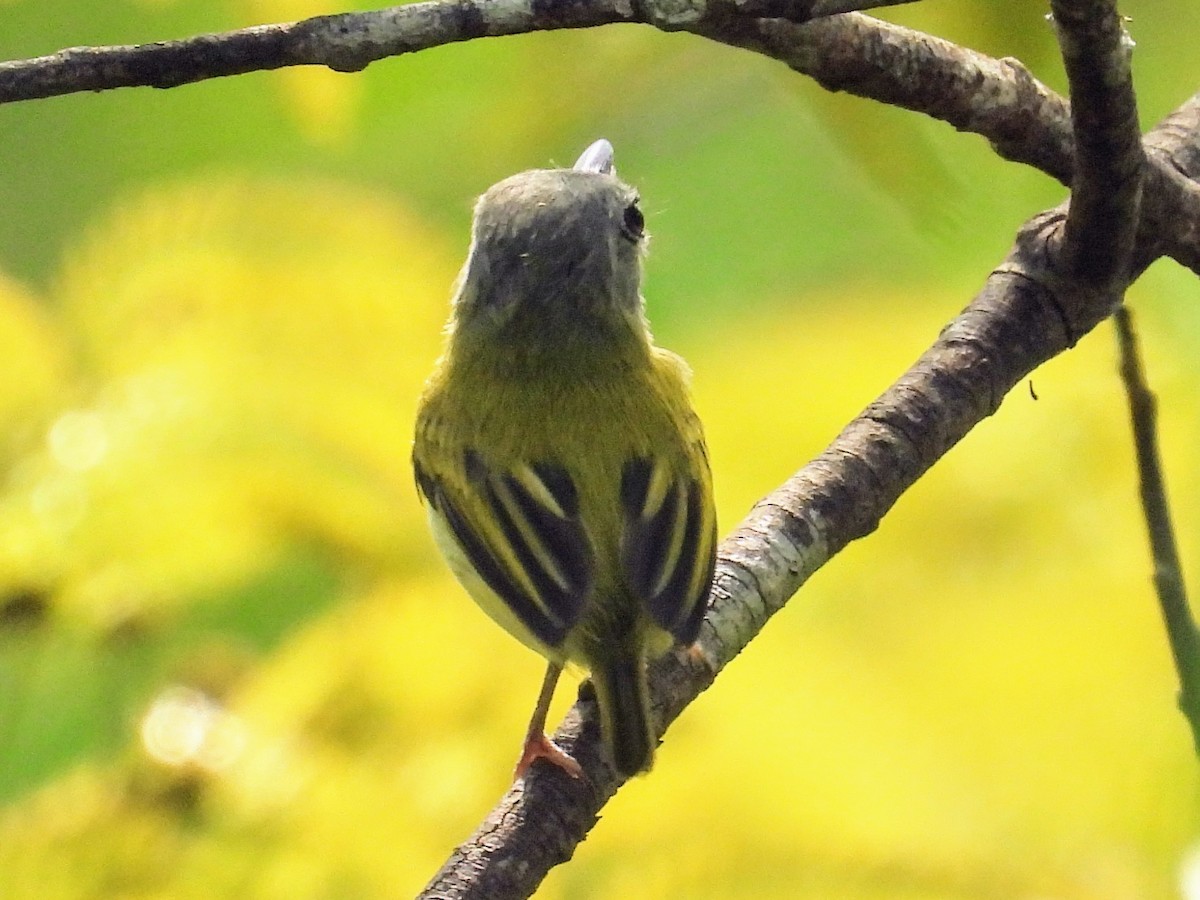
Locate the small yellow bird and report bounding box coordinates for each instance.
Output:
[412,139,716,778]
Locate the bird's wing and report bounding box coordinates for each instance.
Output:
[619,454,717,646]
[415,451,594,650]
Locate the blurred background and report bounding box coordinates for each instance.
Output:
[1,1,1199,897]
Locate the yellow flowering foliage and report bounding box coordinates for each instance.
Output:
[0,178,449,631]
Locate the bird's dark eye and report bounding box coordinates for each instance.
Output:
[621,202,645,242]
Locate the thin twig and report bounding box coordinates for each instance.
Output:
[1113,306,1200,752]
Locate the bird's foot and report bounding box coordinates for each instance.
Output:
[514,732,582,781]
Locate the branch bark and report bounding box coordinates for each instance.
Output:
[0,3,629,100]
[696,13,1076,183]
[1049,0,1143,291]
[0,0,913,103]
[1141,93,1200,272]
[692,13,1200,277]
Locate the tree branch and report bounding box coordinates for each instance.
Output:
[693,14,1200,280]
[708,0,918,22]
[0,0,914,103]
[1147,93,1200,175]
[1,5,1071,190]
[1140,93,1200,272]
[1113,306,1200,752]
[695,13,1077,183]
[1049,0,1143,291]
[0,2,630,101]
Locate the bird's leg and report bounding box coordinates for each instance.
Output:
[514,662,582,780]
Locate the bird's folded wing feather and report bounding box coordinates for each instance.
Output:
[619,455,717,646]
[415,452,593,649]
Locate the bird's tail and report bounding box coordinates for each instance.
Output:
[592,652,654,777]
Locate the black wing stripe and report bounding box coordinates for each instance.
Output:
[621,458,717,645]
[486,476,587,628]
[646,479,702,632]
[413,458,437,506]
[464,448,488,487]
[502,471,591,597]
[621,457,685,601]
[675,525,716,646]
[625,481,680,601]
[432,481,567,648]
[530,462,580,519]
[646,479,705,638]
[650,478,689,598]
[620,457,653,519]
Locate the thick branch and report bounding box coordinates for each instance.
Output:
[1148,93,1200,175]
[695,13,1076,184]
[1140,93,1200,272]
[0,2,633,101]
[713,0,918,22]
[690,14,1200,276]
[0,0,916,103]
[1050,0,1144,289]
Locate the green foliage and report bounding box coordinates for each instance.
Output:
[1,1,1198,897]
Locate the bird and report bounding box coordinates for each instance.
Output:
[412,139,717,779]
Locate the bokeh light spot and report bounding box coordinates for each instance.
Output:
[1180,840,1200,899]
[140,685,247,773]
[48,410,108,472]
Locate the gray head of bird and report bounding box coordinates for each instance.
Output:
[453,139,648,329]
